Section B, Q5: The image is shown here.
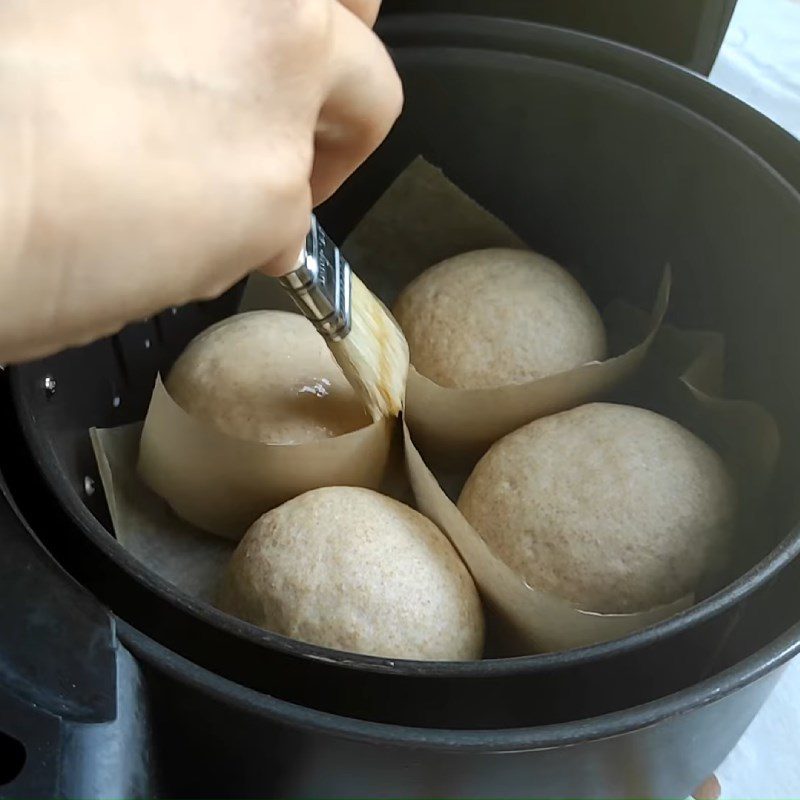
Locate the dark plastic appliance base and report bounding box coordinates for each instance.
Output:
[3,10,800,799]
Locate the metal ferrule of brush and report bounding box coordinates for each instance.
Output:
[280,215,352,342]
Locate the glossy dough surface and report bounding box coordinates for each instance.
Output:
[166,310,370,444]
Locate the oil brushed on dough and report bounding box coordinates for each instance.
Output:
[166,310,370,445]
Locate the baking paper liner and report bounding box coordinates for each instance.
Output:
[91,423,234,601]
[604,304,780,503]
[90,156,778,655]
[343,157,667,455]
[137,375,393,539]
[91,419,406,606]
[136,242,397,540]
[402,306,779,654]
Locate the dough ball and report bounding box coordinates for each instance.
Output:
[393,248,606,389]
[458,403,736,613]
[166,311,370,444]
[217,486,484,660]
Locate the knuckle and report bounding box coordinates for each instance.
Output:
[253,156,312,253]
[243,135,313,206]
[189,146,312,295]
[272,144,314,204]
[364,58,403,145]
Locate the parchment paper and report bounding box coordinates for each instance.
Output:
[91,419,415,609]
[138,375,393,539]
[605,304,780,503]
[138,248,402,540]
[403,310,779,654]
[91,424,234,601]
[89,156,778,656]
[343,157,668,455]
[405,275,668,456]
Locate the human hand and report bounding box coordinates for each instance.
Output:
[0,0,401,363]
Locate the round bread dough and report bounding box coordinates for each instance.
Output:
[393,248,607,389]
[458,403,736,613]
[217,486,484,660]
[166,310,370,444]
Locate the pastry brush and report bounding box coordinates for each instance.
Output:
[280,214,408,420]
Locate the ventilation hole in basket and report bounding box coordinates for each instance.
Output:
[84,476,96,496]
[143,337,151,350]
[43,375,57,399]
[109,377,123,410]
[0,730,26,786]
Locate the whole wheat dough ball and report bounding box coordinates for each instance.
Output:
[217,486,484,660]
[166,310,370,444]
[458,403,736,613]
[393,248,606,389]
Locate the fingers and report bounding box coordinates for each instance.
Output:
[260,232,307,278]
[310,0,402,204]
[257,185,313,278]
[337,0,381,27]
[260,0,398,274]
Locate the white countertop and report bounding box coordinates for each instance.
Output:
[708,2,799,797]
[715,658,800,798]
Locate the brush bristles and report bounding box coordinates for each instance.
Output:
[328,274,408,421]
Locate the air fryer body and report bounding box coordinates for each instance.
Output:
[4,8,800,800]
[63,630,792,799]
[379,0,736,74]
[1,465,798,799]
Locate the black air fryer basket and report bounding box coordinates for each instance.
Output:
[4,5,800,799]
[380,0,737,74]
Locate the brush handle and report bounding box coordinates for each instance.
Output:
[279,215,352,342]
